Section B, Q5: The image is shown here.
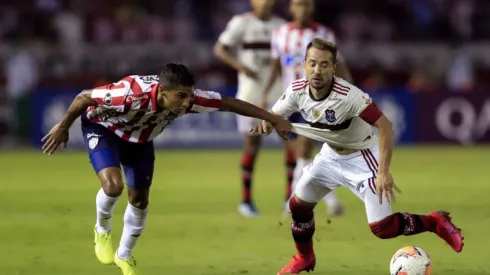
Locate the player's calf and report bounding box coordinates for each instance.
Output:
[117,187,150,260]
[369,212,436,239]
[289,196,316,257]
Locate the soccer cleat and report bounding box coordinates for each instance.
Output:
[114,251,142,275]
[429,211,464,252]
[277,254,316,274]
[327,202,345,217]
[94,227,115,264]
[238,202,259,217]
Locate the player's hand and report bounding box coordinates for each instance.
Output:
[375,171,402,205]
[270,117,292,141]
[250,120,274,136]
[238,64,259,80]
[41,123,69,155]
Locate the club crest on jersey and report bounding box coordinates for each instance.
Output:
[104,93,112,105]
[325,109,336,122]
[312,109,321,119]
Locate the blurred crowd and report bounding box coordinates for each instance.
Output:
[1,0,490,131]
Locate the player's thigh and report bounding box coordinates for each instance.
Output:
[120,140,155,191]
[81,121,123,194]
[294,154,339,203]
[362,178,392,223]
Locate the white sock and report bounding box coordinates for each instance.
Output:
[292,158,312,191]
[323,191,340,207]
[117,203,148,260]
[95,188,119,233]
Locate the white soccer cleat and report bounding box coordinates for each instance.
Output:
[238,202,259,217]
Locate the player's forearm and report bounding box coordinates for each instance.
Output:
[213,43,242,72]
[335,62,353,83]
[59,90,96,129]
[377,122,394,173]
[220,96,282,124]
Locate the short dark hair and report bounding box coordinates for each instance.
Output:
[159,63,196,88]
[304,38,338,62]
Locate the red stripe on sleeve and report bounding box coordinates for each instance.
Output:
[359,103,383,125]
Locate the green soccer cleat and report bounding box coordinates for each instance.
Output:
[94,227,115,264]
[114,251,142,275]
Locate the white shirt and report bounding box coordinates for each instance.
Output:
[272,77,382,149]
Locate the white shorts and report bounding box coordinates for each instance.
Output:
[294,143,392,223]
[236,115,260,134]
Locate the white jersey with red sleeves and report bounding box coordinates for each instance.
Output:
[86,75,221,143]
[218,12,285,104]
[271,77,383,149]
[271,22,338,91]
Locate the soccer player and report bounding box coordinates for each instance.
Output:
[260,0,352,216]
[41,63,292,275]
[252,39,464,274]
[214,0,293,217]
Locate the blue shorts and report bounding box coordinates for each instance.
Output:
[81,121,155,189]
[288,112,307,140]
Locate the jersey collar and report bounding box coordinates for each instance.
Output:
[150,83,160,112]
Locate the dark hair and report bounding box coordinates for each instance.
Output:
[159,63,196,88]
[304,38,338,62]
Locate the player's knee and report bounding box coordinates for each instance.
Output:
[127,188,149,209]
[244,136,261,154]
[289,196,315,221]
[98,168,124,197]
[128,196,149,209]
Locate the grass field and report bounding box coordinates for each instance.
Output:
[1,146,489,275]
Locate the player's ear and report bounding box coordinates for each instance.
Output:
[158,85,165,93]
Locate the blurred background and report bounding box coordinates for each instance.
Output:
[0,0,489,148]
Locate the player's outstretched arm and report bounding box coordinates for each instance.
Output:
[41,89,96,155]
[219,96,291,140]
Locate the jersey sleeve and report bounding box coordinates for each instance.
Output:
[91,79,132,113]
[346,88,383,125]
[187,89,222,113]
[270,28,280,60]
[271,85,299,117]
[218,15,245,47]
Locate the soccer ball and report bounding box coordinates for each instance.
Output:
[389,246,432,275]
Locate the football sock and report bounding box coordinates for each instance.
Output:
[292,158,311,191]
[241,151,256,203]
[118,202,148,260]
[369,212,436,239]
[289,197,315,257]
[95,188,119,233]
[285,149,296,201]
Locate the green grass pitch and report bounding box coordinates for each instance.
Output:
[1,146,489,274]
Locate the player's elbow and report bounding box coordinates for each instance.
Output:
[213,43,226,58]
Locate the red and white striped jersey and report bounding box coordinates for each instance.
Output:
[271,77,383,150]
[271,22,338,92]
[86,75,221,143]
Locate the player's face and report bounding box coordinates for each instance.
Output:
[159,85,194,116]
[251,0,275,16]
[290,0,314,23]
[304,48,336,90]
